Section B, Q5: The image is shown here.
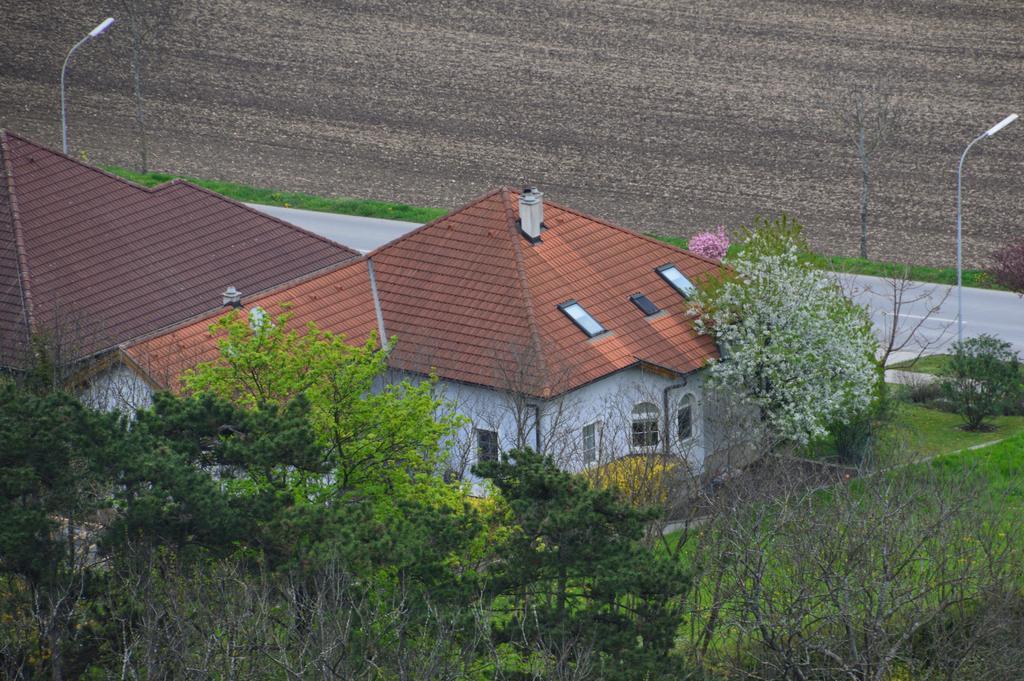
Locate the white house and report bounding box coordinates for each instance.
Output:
[119,188,725,476]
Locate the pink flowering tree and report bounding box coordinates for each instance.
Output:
[688,225,730,260]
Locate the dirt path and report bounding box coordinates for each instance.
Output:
[2,0,1021,267]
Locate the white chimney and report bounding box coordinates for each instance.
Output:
[222,286,242,308]
[519,187,544,241]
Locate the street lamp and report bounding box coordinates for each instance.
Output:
[955,113,1018,343]
[60,17,116,155]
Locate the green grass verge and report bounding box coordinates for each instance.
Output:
[889,355,1024,383]
[654,235,994,290]
[106,166,998,289]
[888,354,954,374]
[103,165,447,224]
[817,255,993,289]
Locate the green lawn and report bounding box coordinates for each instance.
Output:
[890,401,1024,461]
[815,255,993,289]
[928,429,1024,504]
[103,166,447,224]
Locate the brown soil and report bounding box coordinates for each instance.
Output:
[2,0,1021,267]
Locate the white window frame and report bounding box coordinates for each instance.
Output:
[631,402,660,449]
[677,393,697,443]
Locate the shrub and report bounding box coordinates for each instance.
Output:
[940,335,1021,431]
[989,240,1024,294]
[688,225,730,260]
[583,454,677,506]
[903,375,947,407]
[829,387,898,467]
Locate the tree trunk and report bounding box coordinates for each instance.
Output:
[48,619,64,681]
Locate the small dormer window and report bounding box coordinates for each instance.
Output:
[656,264,697,298]
[629,293,660,316]
[558,300,605,338]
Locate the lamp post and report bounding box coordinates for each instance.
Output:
[60,17,116,155]
[955,113,1018,343]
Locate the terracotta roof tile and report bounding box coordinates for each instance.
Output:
[370,187,721,396]
[124,258,378,392]
[0,130,358,368]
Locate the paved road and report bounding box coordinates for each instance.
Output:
[839,273,1024,357]
[248,203,1024,357]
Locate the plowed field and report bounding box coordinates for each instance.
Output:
[2,0,1021,267]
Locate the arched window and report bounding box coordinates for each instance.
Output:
[631,402,660,448]
[677,394,696,441]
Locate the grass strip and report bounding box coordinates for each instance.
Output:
[103,166,447,224]
[887,354,953,374]
[105,166,996,290]
[889,355,1024,383]
[655,235,994,290]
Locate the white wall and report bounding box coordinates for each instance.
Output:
[432,365,708,482]
[80,361,153,412]
[83,360,711,484]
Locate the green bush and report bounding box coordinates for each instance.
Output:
[940,335,1021,431]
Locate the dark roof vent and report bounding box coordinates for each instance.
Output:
[222,286,242,308]
[630,293,660,316]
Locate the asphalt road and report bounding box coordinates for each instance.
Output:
[839,273,1024,358]
[249,204,1024,358]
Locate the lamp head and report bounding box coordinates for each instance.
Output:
[89,17,116,37]
[985,113,1019,137]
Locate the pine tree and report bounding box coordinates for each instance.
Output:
[476,448,692,680]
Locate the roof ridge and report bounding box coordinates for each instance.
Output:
[542,194,725,268]
[166,181,361,257]
[0,131,36,341]
[1,131,359,259]
[121,255,369,349]
[1,129,163,193]
[502,187,551,397]
[367,186,505,256]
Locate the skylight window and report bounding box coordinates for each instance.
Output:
[656,264,697,298]
[629,293,660,316]
[558,300,606,337]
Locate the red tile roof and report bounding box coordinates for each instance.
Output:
[125,188,721,398]
[0,130,358,368]
[124,258,378,392]
[372,188,721,396]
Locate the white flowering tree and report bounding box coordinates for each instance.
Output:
[692,218,879,444]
